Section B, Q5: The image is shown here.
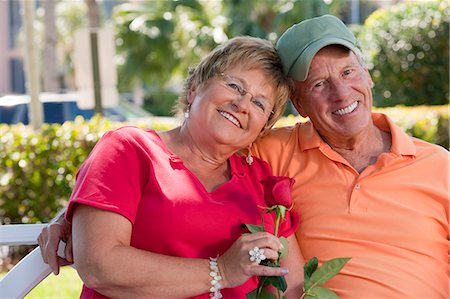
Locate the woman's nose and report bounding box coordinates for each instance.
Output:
[231,94,251,114]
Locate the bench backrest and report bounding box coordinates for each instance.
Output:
[0,224,67,299]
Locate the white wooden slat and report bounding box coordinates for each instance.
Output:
[0,224,47,246]
[0,241,66,299]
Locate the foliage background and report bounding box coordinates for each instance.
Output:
[358,1,449,107]
[114,0,449,114]
[40,0,449,116]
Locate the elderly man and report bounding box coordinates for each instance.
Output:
[253,14,449,298]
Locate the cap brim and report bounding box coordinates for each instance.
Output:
[288,38,360,81]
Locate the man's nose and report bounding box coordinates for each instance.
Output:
[330,79,351,101]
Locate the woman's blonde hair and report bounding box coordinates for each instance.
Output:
[173,36,293,136]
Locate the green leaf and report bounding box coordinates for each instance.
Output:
[260,259,278,267]
[309,258,351,287]
[246,288,258,299]
[304,257,318,290]
[257,276,270,295]
[257,288,277,299]
[305,286,340,299]
[304,276,312,291]
[278,236,289,260]
[267,276,287,292]
[304,289,317,298]
[304,257,318,279]
[243,223,265,233]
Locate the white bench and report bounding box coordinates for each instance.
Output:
[0,223,67,299]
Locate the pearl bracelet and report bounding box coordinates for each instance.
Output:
[209,256,223,299]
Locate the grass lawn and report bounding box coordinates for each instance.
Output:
[27,267,82,298]
[1,267,82,298]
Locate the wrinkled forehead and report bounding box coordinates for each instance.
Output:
[308,45,359,71]
[315,44,355,60]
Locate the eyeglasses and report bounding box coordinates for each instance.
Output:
[217,73,274,117]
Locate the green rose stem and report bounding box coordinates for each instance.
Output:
[274,207,282,299]
[274,207,281,238]
[244,195,292,298]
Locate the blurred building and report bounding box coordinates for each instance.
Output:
[0,0,116,95]
[0,0,25,94]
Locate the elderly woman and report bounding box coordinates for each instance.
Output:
[38,36,303,298]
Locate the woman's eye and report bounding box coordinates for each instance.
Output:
[227,83,243,94]
[252,99,266,111]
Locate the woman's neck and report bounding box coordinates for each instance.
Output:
[159,127,233,192]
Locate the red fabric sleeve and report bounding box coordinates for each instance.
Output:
[66,128,149,224]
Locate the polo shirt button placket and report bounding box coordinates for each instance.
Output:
[349,182,367,213]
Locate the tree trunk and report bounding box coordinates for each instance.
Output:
[42,0,59,92]
[21,0,43,129]
[86,0,101,28]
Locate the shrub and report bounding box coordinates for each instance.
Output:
[358,1,449,107]
[0,116,119,224]
[0,115,178,225]
[144,89,179,116]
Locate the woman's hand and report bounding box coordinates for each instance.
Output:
[218,232,288,288]
[37,218,73,275]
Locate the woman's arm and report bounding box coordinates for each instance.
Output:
[37,208,73,275]
[282,234,304,299]
[73,204,288,298]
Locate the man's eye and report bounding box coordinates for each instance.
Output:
[343,69,353,76]
[252,99,266,111]
[313,81,324,88]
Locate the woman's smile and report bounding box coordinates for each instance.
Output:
[218,110,242,128]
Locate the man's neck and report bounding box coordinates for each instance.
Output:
[325,125,392,173]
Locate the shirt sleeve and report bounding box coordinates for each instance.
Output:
[65,128,149,224]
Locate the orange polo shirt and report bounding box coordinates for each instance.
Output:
[253,113,449,298]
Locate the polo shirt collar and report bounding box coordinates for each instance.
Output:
[372,113,416,157]
[297,121,323,151]
[298,112,417,157]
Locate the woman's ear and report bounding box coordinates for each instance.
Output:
[187,85,197,104]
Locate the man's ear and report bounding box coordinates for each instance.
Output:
[364,68,374,88]
[291,87,308,118]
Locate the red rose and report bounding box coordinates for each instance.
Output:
[260,176,295,208]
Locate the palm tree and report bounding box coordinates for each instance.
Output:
[112,0,220,113]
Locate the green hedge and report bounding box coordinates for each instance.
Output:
[0,116,173,224]
[358,1,449,106]
[0,106,448,224]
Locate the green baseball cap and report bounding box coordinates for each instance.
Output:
[276,14,360,81]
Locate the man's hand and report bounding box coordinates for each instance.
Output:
[37,215,73,275]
